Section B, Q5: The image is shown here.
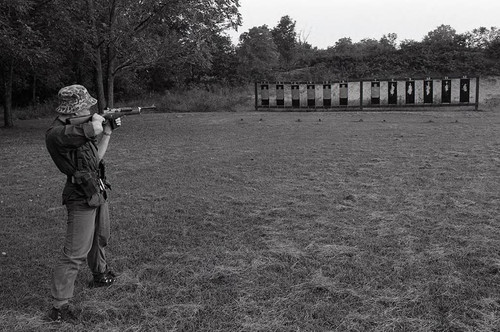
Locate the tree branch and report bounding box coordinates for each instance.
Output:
[133,1,169,34]
[113,57,138,75]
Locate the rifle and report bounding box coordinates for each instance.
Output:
[66,106,147,130]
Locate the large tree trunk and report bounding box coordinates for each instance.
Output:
[87,0,106,113]
[3,59,14,128]
[106,48,116,109]
[106,1,117,109]
[94,48,106,113]
[106,71,115,109]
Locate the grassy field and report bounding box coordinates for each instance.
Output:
[1,110,500,331]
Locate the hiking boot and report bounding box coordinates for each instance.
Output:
[90,269,117,288]
[48,304,77,323]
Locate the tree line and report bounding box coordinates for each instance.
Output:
[243,17,500,82]
[2,1,499,127]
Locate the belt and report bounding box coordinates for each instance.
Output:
[67,175,106,191]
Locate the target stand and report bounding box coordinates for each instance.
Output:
[255,76,479,111]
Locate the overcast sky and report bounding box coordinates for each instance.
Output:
[226,0,500,49]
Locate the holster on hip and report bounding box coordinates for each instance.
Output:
[73,171,100,199]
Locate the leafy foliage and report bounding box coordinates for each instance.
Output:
[236,25,279,81]
[284,24,500,81]
[271,15,297,69]
[1,0,242,126]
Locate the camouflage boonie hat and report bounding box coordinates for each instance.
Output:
[55,85,97,114]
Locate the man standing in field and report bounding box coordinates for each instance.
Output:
[45,85,119,323]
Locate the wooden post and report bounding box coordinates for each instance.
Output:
[254,82,258,111]
[360,80,363,111]
[475,77,480,111]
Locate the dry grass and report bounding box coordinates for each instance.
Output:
[1,110,500,331]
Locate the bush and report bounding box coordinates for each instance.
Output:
[119,85,254,113]
[12,99,59,120]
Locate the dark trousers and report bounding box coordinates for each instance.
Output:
[51,201,110,301]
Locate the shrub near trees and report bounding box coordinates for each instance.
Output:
[1,3,500,127]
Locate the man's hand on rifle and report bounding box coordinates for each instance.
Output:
[91,113,105,135]
[104,117,121,135]
[91,113,121,136]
